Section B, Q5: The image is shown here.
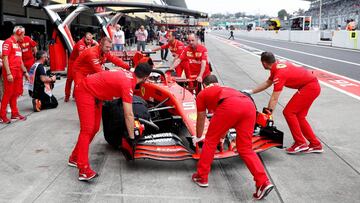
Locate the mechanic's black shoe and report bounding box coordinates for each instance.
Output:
[192,173,208,187]
[78,167,98,181]
[253,180,274,200]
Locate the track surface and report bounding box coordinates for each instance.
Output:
[212,30,360,81]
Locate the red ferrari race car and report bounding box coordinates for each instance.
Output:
[102,66,284,161]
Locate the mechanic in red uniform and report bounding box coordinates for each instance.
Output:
[0,26,30,124]
[244,52,323,154]
[20,34,37,72]
[170,33,211,82]
[68,63,152,181]
[72,37,130,86]
[64,32,98,102]
[152,31,188,77]
[192,75,274,200]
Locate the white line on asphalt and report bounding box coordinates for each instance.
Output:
[211,35,360,101]
[228,32,360,53]
[223,35,360,68]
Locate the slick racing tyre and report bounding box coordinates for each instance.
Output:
[102,96,150,148]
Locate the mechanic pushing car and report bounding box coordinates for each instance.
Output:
[151,31,188,77]
[68,63,152,181]
[243,52,323,154]
[0,26,30,124]
[72,37,130,87]
[192,75,274,200]
[65,32,98,102]
[170,33,211,83]
[19,32,37,72]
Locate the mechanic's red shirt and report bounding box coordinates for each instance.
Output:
[69,37,96,62]
[20,36,37,61]
[268,60,317,92]
[83,70,136,103]
[179,44,211,78]
[73,45,130,83]
[196,84,247,112]
[2,36,23,69]
[161,39,184,56]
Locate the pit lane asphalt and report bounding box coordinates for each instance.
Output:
[211,30,360,81]
[0,38,359,202]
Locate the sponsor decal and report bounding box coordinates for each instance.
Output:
[155,147,184,152]
[12,44,19,49]
[188,112,197,121]
[195,52,202,57]
[143,133,174,139]
[183,102,196,110]
[143,138,173,144]
[276,64,287,69]
[15,51,22,57]
[186,51,194,57]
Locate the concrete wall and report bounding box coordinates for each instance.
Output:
[332,31,360,49]
[290,31,320,44]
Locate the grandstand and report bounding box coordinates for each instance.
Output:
[304,0,360,30]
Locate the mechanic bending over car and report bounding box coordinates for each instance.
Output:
[151,31,188,77]
[243,52,323,154]
[65,32,98,102]
[68,63,152,181]
[72,37,130,88]
[192,75,274,200]
[170,33,211,83]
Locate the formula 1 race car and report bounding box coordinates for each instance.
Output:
[102,67,284,161]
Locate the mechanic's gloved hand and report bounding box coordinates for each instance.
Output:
[241,89,254,95]
[192,135,205,147]
[263,107,273,115]
[127,136,136,147]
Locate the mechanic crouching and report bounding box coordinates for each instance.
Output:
[243,52,323,154]
[192,75,274,200]
[28,51,58,112]
[68,63,152,181]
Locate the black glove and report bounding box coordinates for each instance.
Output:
[127,137,136,148]
[263,107,273,115]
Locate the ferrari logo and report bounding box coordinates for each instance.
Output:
[141,86,146,96]
[186,51,194,57]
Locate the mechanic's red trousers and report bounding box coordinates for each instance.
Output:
[197,97,269,187]
[175,60,190,77]
[70,83,102,169]
[64,61,74,99]
[283,80,321,146]
[0,68,23,117]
